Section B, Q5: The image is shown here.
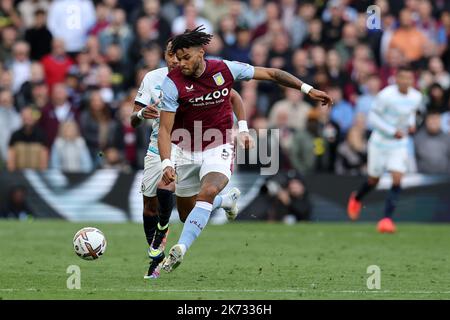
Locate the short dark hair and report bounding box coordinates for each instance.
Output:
[170,25,213,53]
[398,65,415,73]
[34,9,46,16]
[427,109,441,116]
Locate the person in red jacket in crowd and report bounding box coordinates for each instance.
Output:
[40,38,74,92]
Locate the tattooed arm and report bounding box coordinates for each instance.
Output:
[252,67,333,107]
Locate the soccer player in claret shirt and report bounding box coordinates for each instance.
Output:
[157,26,333,272]
[131,39,252,279]
[347,66,423,233]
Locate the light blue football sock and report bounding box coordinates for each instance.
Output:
[178,201,212,251]
[212,195,222,211]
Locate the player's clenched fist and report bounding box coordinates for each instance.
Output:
[138,100,160,120]
[162,166,176,185]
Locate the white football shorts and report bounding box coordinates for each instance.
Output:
[367,140,408,177]
[173,143,234,197]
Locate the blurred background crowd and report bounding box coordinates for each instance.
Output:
[1,0,450,220]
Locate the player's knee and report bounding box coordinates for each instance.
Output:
[178,213,188,223]
[197,184,220,202]
[143,204,158,217]
[368,177,380,186]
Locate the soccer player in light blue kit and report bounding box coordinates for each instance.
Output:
[347,66,423,233]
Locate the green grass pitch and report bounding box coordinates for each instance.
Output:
[1,220,450,300]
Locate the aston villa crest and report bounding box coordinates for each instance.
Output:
[213,72,225,86]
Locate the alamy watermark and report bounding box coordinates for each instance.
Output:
[366,265,381,290]
[66,265,81,289]
[367,5,382,30]
[169,123,280,176]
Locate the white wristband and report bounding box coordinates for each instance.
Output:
[161,159,173,170]
[238,120,249,133]
[137,108,145,120]
[301,83,313,94]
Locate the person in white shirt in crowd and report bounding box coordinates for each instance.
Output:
[47,0,96,54]
[10,41,31,94]
[0,89,22,165]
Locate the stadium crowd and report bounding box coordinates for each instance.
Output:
[1,0,450,178]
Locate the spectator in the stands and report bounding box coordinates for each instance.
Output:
[201,0,230,28]
[17,0,49,29]
[442,100,450,134]
[101,146,131,172]
[252,1,280,41]
[289,1,316,49]
[88,1,110,37]
[329,85,354,138]
[414,111,450,174]
[264,170,311,223]
[302,18,324,49]
[41,38,74,91]
[269,87,312,131]
[379,47,405,87]
[171,2,213,35]
[217,14,236,47]
[389,8,428,65]
[95,64,116,106]
[326,48,347,86]
[0,185,34,220]
[416,0,447,57]
[28,80,48,112]
[47,0,96,54]
[242,0,266,30]
[427,56,450,90]
[128,16,153,67]
[130,0,171,49]
[0,89,21,164]
[0,26,17,64]
[7,107,48,171]
[10,41,31,94]
[204,34,224,60]
[267,28,292,70]
[425,83,447,113]
[15,62,45,109]
[39,83,78,148]
[98,8,133,64]
[335,113,368,175]
[49,121,93,173]
[223,23,252,63]
[334,23,359,67]
[355,74,382,129]
[289,116,316,175]
[79,90,120,162]
[24,9,52,61]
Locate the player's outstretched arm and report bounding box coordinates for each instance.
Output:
[230,89,255,149]
[158,110,176,185]
[252,67,333,108]
[130,102,159,128]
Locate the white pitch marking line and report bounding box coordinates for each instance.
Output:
[1,288,450,294]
